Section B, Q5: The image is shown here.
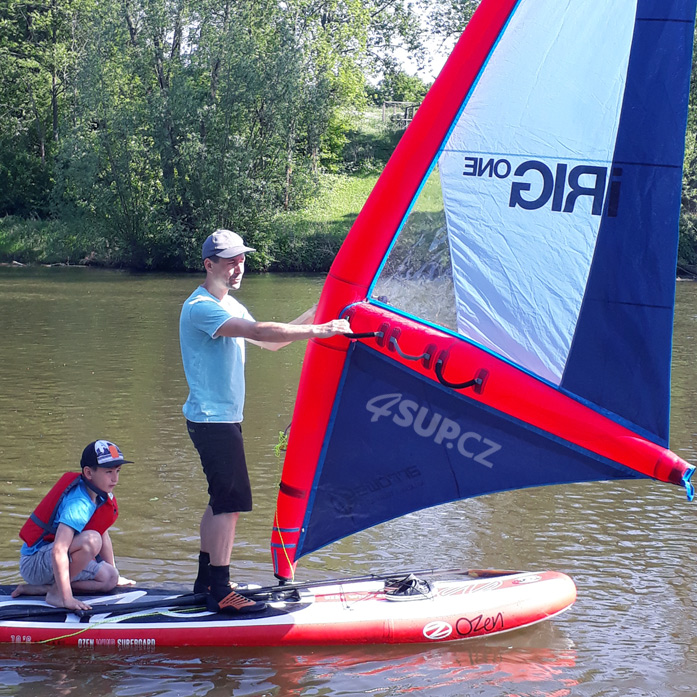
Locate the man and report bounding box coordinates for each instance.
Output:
[13,440,135,611]
[179,228,350,614]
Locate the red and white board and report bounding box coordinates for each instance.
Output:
[0,569,576,648]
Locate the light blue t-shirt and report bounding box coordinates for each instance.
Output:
[21,479,97,556]
[179,286,254,423]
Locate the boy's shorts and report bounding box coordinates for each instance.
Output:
[19,543,105,585]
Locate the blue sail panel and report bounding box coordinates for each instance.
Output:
[637,0,697,20]
[299,344,647,557]
[561,8,695,444]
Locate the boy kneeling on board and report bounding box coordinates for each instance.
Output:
[12,440,135,611]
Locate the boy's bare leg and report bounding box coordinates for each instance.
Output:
[71,562,119,594]
[66,531,102,578]
[11,583,51,597]
[14,532,121,604]
[45,566,118,607]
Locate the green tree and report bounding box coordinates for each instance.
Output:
[1,0,444,268]
[371,69,430,104]
[50,0,428,269]
[418,0,480,44]
[0,0,91,215]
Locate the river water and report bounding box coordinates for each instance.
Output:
[0,266,696,697]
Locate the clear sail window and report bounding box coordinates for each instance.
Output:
[371,164,457,332]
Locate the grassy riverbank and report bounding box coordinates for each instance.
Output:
[0,217,82,266]
[0,171,380,270]
[264,172,379,271]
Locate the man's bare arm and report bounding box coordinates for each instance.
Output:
[246,304,318,351]
[214,306,350,348]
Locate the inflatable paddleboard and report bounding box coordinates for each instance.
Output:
[0,569,575,648]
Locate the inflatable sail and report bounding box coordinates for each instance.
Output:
[271,0,697,580]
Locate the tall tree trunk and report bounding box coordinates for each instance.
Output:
[149,4,193,227]
[26,81,46,168]
[122,0,138,46]
[201,0,231,142]
[51,0,59,141]
[284,119,296,210]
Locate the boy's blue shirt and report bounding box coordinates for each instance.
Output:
[21,479,97,556]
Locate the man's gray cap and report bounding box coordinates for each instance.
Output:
[202,229,256,260]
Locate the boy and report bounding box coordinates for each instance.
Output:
[12,440,135,611]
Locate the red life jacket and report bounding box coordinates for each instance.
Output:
[19,472,119,547]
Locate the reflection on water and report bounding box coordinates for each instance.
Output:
[0,268,696,696]
[0,632,578,697]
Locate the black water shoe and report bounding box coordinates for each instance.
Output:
[194,579,251,594]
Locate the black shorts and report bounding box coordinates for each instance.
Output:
[186,420,253,514]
